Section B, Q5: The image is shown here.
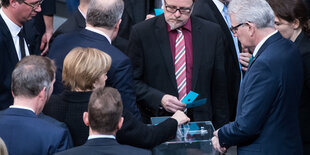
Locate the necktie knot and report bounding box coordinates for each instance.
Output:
[18,29,25,38]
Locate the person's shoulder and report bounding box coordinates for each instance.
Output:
[133,15,163,30]
[191,16,221,31]
[117,144,151,155]
[54,146,86,155]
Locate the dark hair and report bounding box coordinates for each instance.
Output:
[267,0,310,35]
[1,0,23,8]
[11,56,56,98]
[88,87,123,133]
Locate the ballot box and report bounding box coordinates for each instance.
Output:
[152,121,218,155]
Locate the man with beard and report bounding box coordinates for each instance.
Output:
[0,56,73,155]
[127,0,229,129]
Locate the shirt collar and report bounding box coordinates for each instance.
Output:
[213,0,225,13]
[78,7,86,19]
[167,18,192,32]
[88,134,116,140]
[253,30,278,57]
[0,8,22,38]
[9,105,35,113]
[85,26,112,44]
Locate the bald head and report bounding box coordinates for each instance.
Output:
[86,0,124,29]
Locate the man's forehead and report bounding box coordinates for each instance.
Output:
[165,0,193,7]
[24,0,41,3]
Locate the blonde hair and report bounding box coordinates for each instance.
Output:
[62,47,112,91]
[0,137,8,155]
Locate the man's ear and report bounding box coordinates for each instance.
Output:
[10,0,19,7]
[115,19,122,30]
[83,112,89,127]
[116,117,124,130]
[292,19,300,29]
[248,22,255,37]
[38,87,47,101]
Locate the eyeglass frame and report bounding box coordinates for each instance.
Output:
[23,0,44,10]
[164,0,194,14]
[229,23,247,34]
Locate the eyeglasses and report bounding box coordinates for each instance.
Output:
[229,23,245,34]
[23,0,43,10]
[164,0,194,14]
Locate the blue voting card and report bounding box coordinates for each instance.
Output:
[150,116,170,125]
[186,98,207,108]
[181,91,199,104]
[155,9,164,16]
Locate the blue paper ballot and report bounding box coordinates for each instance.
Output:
[186,98,207,108]
[181,91,199,104]
[154,8,164,16]
[151,116,170,125]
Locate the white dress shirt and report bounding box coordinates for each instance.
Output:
[88,134,116,140]
[85,27,112,44]
[253,30,278,57]
[9,105,35,113]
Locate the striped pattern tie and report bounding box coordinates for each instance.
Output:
[175,29,187,100]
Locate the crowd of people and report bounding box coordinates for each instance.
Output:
[0,0,309,154]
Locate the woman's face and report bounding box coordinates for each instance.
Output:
[274,16,299,41]
[93,73,108,89]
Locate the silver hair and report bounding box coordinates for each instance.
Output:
[86,0,124,29]
[11,56,55,98]
[228,0,274,29]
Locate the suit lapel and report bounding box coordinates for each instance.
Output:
[0,15,19,64]
[75,10,86,29]
[191,17,203,90]
[154,15,177,89]
[248,32,282,70]
[207,0,240,66]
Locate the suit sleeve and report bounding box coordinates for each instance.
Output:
[41,0,56,16]
[211,33,230,129]
[116,109,178,149]
[126,26,166,114]
[109,57,141,119]
[218,60,277,148]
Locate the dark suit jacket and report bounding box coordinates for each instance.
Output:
[0,15,40,110]
[50,9,85,44]
[127,15,229,129]
[218,32,303,154]
[43,90,178,148]
[295,31,310,154]
[48,29,141,119]
[0,108,72,155]
[43,91,91,146]
[55,138,151,155]
[192,0,241,120]
[112,0,149,52]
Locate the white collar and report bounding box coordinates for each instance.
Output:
[0,8,22,38]
[9,105,35,113]
[213,0,225,13]
[253,30,278,57]
[85,26,112,44]
[88,134,116,140]
[78,7,86,19]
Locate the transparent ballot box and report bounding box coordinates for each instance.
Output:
[152,121,218,155]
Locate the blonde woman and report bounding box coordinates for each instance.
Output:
[44,47,189,148]
[0,137,8,155]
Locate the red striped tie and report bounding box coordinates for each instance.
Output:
[175,29,187,100]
